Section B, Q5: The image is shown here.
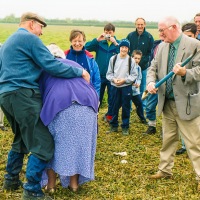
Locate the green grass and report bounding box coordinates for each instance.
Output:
[0,108,199,199]
[0,23,159,48]
[0,24,199,199]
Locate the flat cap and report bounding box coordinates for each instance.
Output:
[20,12,47,27]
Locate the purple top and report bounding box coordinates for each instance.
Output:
[39,58,99,126]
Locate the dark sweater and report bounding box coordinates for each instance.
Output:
[126,29,154,70]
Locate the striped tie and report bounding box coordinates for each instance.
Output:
[166,44,175,96]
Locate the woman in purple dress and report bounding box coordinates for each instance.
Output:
[40,44,98,193]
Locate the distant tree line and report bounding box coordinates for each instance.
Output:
[0,14,158,29]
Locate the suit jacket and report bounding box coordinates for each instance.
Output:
[147,34,200,120]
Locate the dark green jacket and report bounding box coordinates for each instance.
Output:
[85,37,120,78]
[126,29,154,70]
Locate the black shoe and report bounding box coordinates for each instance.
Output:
[140,119,148,125]
[122,128,129,136]
[22,189,53,200]
[3,179,23,191]
[176,148,186,155]
[143,126,156,135]
[0,126,7,131]
[106,126,118,134]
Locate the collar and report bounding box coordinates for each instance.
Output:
[18,28,29,32]
[171,34,182,50]
[70,46,85,55]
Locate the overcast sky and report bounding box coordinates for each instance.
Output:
[0,0,199,23]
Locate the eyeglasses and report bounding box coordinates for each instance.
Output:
[34,21,44,29]
[158,25,173,33]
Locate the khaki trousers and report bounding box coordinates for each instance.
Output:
[158,100,200,179]
[0,107,4,126]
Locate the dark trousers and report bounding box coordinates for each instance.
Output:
[110,85,132,128]
[0,88,54,194]
[131,94,145,121]
[99,77,113,116]
[6,151,47,194]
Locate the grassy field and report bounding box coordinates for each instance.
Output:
[0,23,159,49]
[0,24,199,200]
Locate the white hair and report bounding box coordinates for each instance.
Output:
[46,43,65,59]
[159,16,181,29]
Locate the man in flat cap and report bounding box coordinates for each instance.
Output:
[20,12,47,27]
[0,12,90,200]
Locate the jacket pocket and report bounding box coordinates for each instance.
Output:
[186,92,200,116]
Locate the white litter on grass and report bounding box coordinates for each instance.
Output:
[121,160,128,164]
[113,152,127,156]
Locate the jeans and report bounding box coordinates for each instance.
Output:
[140,69,147,108]
[179,130,186,150]
[5,151,47,194]
[24,154,48,194]
[146,93,158,122]
[181,137,186,149]
[99,77,113,116]
[110,85,132,128]
[5,150,24,178]
[131,94,145,121]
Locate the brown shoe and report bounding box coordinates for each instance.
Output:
[149,172,172,179]
[197,182,200,192]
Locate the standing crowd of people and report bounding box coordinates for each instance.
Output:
[0,11,200,200]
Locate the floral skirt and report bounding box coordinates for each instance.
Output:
[41,103,97,188]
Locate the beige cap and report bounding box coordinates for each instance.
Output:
[20,12,47,27]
